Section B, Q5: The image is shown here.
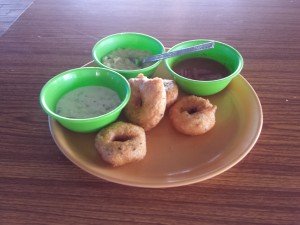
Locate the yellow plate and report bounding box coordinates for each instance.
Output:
[49,62,263,188]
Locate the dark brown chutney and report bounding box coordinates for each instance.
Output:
[172,58,230,81]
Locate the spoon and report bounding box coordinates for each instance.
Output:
[131,41,215,67]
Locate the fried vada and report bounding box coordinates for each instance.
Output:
[95,121,146,167]
[124,74,167,131]
[169,96,217,135]
[163,79,179,108]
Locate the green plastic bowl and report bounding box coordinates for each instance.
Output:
[92,32,165,79]
[40,67,130,133]
[165,39,244,96]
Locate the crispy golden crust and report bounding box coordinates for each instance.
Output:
[124,74,167,131]
[169,96,217,136]
[95,121,146,167]
[163,79,179,108]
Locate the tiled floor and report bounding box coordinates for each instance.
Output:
[0,0,33,36]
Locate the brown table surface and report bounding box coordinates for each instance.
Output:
[1,0,299,224]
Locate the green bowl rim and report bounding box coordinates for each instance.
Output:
[92,32,165,73]
[39,67,131,121]
[164,39,244,83]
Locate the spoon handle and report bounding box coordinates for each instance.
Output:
[143,41,215,64]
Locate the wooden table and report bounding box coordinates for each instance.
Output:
[1,0,299,224]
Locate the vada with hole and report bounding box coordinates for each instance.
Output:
[95,121,146,167]
[169,96,217,136]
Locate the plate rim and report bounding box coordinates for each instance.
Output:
[48,62,263,188]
